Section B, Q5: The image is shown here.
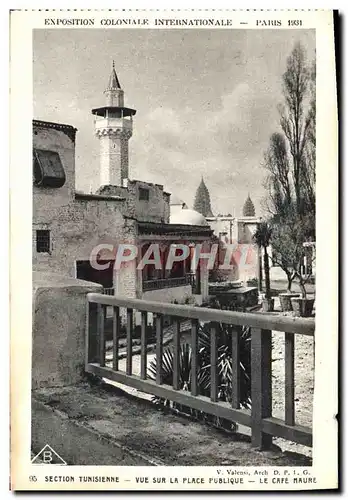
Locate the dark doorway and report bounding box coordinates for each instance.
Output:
[76,260,115,288]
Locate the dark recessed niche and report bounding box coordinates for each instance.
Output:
[33,149,66,188]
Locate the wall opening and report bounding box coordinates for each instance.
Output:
[36,230,50,253]
[76,259,115,288]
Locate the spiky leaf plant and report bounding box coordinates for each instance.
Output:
[147,321,252,430]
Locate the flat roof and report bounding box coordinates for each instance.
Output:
[75,192,125,202]
[138,220,213,236]
[33,119,77,142]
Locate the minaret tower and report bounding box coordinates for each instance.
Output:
[92,62,136,187]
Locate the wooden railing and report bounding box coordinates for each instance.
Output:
[85,293,315,450]
[143,274,193,291]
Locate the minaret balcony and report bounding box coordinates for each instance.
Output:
[94,117,133,134]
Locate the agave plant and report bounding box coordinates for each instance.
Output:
[147,343,209,409]
[147,320,252,429]
[191,321,251,408]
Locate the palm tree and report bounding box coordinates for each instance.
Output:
[253,221,273,301]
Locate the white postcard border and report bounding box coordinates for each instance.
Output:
[10,9,338,491]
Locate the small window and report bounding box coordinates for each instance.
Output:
[139,187,149,201]
[33,149,66,188]
[36,230,50,253]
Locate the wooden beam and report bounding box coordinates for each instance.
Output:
[262,417,312,447]
[85,301,99,366]
[191,319,199,396]
[251,327,272,449]
[140,312,147,380]
[126,308,133,376]
[173,319,180,390]
[86,363,252,427]
[87,293,315,336]
[285,332,295,426]
[156,315,163,385]
[231,326,241,409]
[210,324,218,402]
[97,304,106,367]
[112,307,120,372]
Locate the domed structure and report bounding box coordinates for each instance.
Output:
[170,208,208,226]
[193,177,214,217]
[243,194,255,217]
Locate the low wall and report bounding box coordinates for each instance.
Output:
[142,285,192,304]
[32,271,102,389]
[270,266,288,282]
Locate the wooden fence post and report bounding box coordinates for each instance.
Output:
[251,327,272,449]
[85,301,99,366]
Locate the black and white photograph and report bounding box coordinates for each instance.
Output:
[10,9,338,491]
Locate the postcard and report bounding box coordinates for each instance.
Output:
[10,8,338,491]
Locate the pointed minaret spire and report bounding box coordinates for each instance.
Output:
[107,60,121,90]
[103,60,123,106]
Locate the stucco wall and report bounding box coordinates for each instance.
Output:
[237,221,259,245]
[206,218,237,243]
[33,198,126,277]
[127,180,169,223]
[33,125,127,279]
[142,285,192,304]
[33,123,203,303]
[163,192,171,224]
[114,218,139,297]
[99,131,131,186]
[32,271,102,389]
[33,125,75,210]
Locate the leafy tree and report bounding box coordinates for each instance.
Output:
[270,212,314,297]
[269,221,296,293]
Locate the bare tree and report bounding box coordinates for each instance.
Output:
[278,42,313,216]
[264,132,292,217]
[262,42,316,294]
[302,58,316,224]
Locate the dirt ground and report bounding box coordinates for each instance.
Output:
[34,384,312,466]
[271,330,314,458]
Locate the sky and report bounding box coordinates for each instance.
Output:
[33,29,315,216]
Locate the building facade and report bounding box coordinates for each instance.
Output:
[33,65,212,305]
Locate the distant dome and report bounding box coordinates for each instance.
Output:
[243,194,256,217]
[170,208,208,226]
